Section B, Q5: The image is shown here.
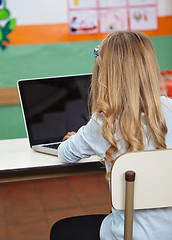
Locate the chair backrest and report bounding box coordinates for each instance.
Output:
[111,148,172,210]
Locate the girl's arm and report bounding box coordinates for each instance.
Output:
[58,114,110,163]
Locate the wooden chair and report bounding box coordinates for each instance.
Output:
[111,148,172,240]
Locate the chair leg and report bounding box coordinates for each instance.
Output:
[124,171,135,240]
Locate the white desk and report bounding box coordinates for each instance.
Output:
[0,138,104,183]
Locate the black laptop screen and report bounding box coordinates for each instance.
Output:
[18,74,91,146]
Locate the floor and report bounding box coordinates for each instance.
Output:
[0,172,111,240]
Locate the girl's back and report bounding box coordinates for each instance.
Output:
[57,31,172,240]
[100,96,172,240]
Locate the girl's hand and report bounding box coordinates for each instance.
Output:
[62,131,76,141]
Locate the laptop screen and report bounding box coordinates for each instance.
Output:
[18,74,92,146]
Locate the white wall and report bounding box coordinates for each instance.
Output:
[158,0,172,16]
[6,0,172,26]
[8,0,68,25]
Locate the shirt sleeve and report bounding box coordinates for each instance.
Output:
[57,114,110,163]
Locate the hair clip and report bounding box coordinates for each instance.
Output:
[94,47,99,58]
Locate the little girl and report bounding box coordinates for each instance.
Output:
[51,31,172,240]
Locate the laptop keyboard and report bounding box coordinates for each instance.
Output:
[42,143,61,149]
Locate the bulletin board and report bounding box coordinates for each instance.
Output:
[68,0,157,34]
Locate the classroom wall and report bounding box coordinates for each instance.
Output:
[6,0,172,25]
[0,0,172,140]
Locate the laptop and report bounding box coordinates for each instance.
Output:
[18,73,92,156]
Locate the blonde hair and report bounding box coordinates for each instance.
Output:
[90,31,167,177]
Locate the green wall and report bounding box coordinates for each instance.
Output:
[0,105,26,139]
[0,35,172,140]
[151,35,172,71]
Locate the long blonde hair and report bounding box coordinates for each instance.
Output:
[90,31,167,176]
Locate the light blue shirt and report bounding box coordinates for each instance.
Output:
[58,96,172,240]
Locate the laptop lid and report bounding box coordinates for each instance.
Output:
[18,74,92,147]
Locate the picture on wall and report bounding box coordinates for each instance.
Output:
[99,8,128,33]
[68,0,97,9]
[68,0,157,34]
[129,6,157,30]
[129,0,156,6]
[69,10,98,34]
[99,0,127,7]
[68,0,98,34]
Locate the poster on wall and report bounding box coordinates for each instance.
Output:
[129,0,156,6]
[129,6,157,30]
[99,8,128,33]
[68,0,97,9]
[69,10,98,34]
[99,0,127,7]
[68,0,98,34]
[68,0,157,34]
